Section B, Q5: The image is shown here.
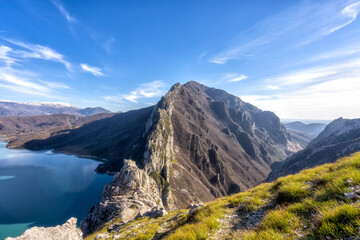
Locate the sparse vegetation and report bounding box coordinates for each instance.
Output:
[87,152,360,240]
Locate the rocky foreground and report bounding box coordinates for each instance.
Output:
[9,152,360,240]
[6,218,82,240]
[85,152,360,239]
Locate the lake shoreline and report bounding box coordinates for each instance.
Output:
[0,141,113,239]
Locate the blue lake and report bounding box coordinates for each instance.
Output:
[0,141,113,240]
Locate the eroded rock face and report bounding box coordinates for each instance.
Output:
[80,85,182,236]
[5,218,82,240]
[80,159,163,235]
[168,81,301,207]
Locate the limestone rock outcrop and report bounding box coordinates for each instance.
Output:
[5,218,82,240]
[80,159,164,235]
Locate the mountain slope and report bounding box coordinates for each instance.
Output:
[15,81,303,234]
[77,107,112,116]
[168,81,300,207]
[21,107,154,172]
[268,117,360,181]
[286,129,314,148]
[0,101,111,117]
[86,152,360,240]
[0,113,113,148]
[284,121,327,137]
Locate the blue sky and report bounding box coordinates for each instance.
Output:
[0,0,360,120]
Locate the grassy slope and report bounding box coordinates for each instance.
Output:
[86,152,360,240]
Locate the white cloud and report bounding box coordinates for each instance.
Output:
[266,85,279,90]
[328,1,360,33]
[0,46,16,66]
[0,66,66,97]
[0,43,71,97]
[222,73,248,82]
[80,63,103,76]
[266,59,360,87]
[51,0,76,23]
[104,80,168,103]
[40,80,70,89]
[241,95,272,103]
[226,73,248,82]
[244,78,360,120]
[4,39,71,69]
[241,58,360,120]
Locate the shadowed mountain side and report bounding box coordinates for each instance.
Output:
[286,129,314,148]
[21,107,154,172]
[268,118,360,181]
[1,113,113,147]
[169,82,302,207]
[77,107,113,116]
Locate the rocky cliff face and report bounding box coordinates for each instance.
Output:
[5,218,82,240]
[80,160,164,235]
[168,81,301,208]
[75,81,302,235]
[80,83,181,234]
[268,117,360,181]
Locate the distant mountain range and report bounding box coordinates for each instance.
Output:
[284,121,327,136]
[0,113,114,148]
[268,117,360,181]
[0,101,112,117]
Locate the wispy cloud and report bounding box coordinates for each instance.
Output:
[51,0,76,23]
[328,1,360,34]
[104,80,168,103]
[40,80,70,89]
[0,66,68,97]
[266,85,279,90]
[242,58,360,119]
[80,63,103,76]
[225,73,248,82]
[0,40,71,97]
[209,1,360,64]
[103,37,116,54]
[265,59,360,87]
[3,39,71,69]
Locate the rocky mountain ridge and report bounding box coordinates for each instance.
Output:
[2,81,309,237]
[19,81,304,235]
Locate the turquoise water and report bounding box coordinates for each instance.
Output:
[0,141,113,240]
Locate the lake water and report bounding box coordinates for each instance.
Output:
[0,141,113,240]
